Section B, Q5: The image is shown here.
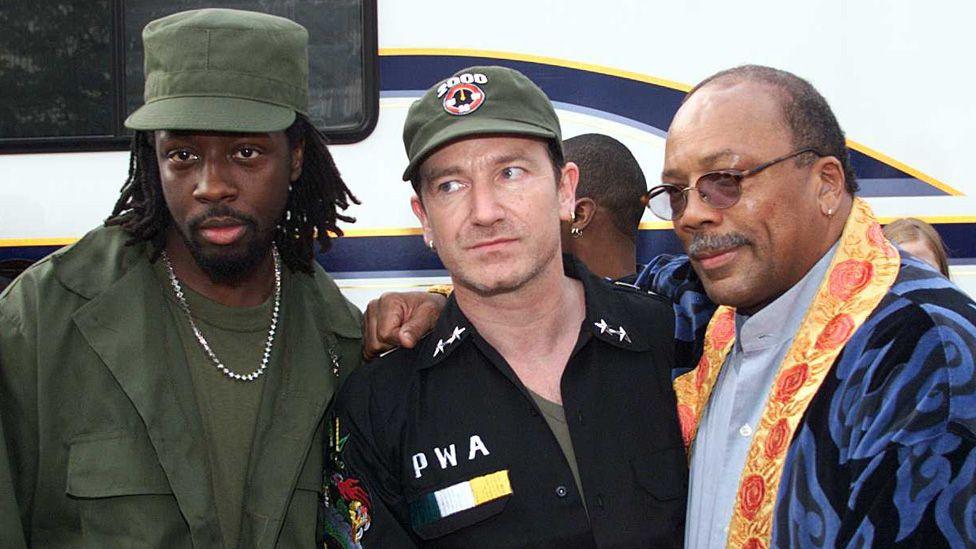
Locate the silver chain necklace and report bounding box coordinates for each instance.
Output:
[161,248,281,382]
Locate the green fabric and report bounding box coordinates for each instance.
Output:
[527,389,586,510]
[0,226,363,548]
[125,8,308,132]
[155,261,274,549]
[401,65,563,180]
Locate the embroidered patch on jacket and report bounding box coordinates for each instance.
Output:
[323,416,372,548]
[409,470,512,527]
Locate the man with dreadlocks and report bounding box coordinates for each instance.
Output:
[0,9,362,548]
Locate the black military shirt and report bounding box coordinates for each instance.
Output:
[324,259,687,548]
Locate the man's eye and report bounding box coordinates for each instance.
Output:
[501,166,526,179]
[235,146,261,159]
[167,149,197,162]
[436,180,464,194]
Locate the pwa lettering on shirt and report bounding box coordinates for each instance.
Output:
[412,435,490,478]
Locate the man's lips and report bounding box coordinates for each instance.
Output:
[692,247,739,270]
[197,217,246,245]
[468,237,517,252]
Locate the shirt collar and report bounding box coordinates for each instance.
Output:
[734,241,839,353]
[416,255,657,369]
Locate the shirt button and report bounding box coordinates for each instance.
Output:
[555,485,568,498]
[739,424,753,437]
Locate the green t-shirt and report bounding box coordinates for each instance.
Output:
[527,389,586,511]
[155,261,280,548]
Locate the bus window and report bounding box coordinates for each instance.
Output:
[0,0,378,153]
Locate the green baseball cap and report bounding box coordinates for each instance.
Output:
[402,65,563,181]
[124,8,308,133]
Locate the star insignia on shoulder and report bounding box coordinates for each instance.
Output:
[433,325,467,357]
[446,326,466,344]
[596,318,632,343]
[609,325,632,343]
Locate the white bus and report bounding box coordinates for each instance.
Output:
[2,0,974,306]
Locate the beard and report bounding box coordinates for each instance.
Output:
[178,205,274,284]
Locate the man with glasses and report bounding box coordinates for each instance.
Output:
[362,64,976,547]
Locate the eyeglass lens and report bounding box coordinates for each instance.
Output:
[648,172,743,219]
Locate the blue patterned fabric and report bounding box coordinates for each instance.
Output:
[636,254,976,548]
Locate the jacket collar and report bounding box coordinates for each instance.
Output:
[573,257,661,352]
[53,225,150,300]
[417,255,657,369]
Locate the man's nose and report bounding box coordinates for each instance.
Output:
[675,186,722,233]
[193,157,237,203]
[468,180,505,226]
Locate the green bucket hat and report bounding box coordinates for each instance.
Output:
[124,8,308,133]
[402,65,563,181]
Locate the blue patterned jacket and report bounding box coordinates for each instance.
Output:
[636,253,976,548]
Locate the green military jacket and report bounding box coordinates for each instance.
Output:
[0,226,363,548]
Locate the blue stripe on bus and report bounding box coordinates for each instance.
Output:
[3,224,973,272]
[379,55,947,196]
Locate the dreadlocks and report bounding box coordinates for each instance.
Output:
[106,114,360,274]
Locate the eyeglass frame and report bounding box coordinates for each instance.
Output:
[643,147,823,220]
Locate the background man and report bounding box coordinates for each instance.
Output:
[561,134,648,282]
[325,66,684,548]
[0,9,362,547]
[364,65,976,547]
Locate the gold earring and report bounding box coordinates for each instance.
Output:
[571,226,583,238]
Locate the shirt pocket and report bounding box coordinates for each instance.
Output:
[406,469,512,542]
[66,434,171,497]
[631,446,688,502]
[410,497,510,541]
[66,433,190,547]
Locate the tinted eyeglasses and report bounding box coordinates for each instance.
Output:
[644,148,822,220]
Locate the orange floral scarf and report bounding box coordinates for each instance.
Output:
[673,198,900,548]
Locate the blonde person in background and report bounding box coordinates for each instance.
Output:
[883,217,951,278]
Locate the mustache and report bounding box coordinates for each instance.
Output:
[460,222,518,247]
[688,232,751,258]
[187,204,259,233]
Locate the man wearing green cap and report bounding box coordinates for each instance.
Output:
[323,66,685,548]
[0,9,361,548]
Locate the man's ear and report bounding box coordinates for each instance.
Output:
[290,138,304,182]
[573,197,598,231]
[410,195,434,247]
[814,155,845,215]
[558,161,580,222]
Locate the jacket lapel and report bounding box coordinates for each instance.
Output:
[239,270,335,548]
[72,259,223,548]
